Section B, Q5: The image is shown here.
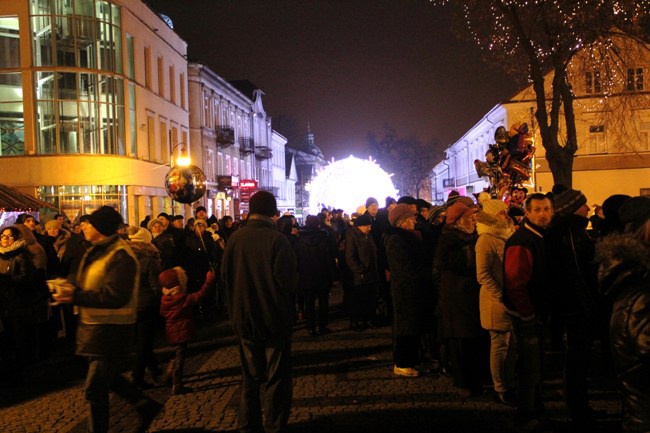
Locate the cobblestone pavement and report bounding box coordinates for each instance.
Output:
[0,287,623,433]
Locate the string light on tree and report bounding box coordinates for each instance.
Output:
[306,156,399,215]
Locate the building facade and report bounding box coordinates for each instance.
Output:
[432,34,650,205]
[0,0,189,225]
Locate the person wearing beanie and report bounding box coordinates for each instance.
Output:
[221,187,297,433]
[194,206,208,220]
[51,205,161,432]
[365,197,379,211]
[160,267,215,395]
[384,202,428,377]
[434,193,483,398]
[475,199,516,405]
[618,195,650,234]
[345,204,379,332]
[553,188,588,216]
[545,186,598,424]
[126,226,162,389]
[397,196,418,213]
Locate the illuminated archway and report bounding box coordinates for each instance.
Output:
[306,156,398,215]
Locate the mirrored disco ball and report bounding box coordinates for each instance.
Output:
[164,165,207,204]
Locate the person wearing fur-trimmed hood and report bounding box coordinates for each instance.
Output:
[475,199,516,406]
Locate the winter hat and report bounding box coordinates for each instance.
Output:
[195,206,207,215]
[618,196,650,232]
[159,266,188,295]
[249,190,278,217]
[397,196,417,206]
[553,188,587,215]
[416,199,431,211]
[354,214,373,227]
[482,199,508,216]
[389,203,414,227]
[385,197,397,207]
[446,202,477,225]
[365,197,379,208]
[45,220,61,231]
[127,226,152,243]
[427,205,446,223]
[88,206,123,236]
[147,217,163,232]
[602,194,631,231]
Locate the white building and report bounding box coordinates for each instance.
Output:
[0,0,189,225]
[432,33,650,205]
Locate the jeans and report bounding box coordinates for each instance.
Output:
[238,337,292,433]
[512,318,544,421]
[488,329,517,393]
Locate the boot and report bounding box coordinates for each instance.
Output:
[162,357,175,386]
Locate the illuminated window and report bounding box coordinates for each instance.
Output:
[627,68,644,92]
[585,70,601,94]
[0,16,24,156]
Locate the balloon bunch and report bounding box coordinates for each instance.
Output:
[474,122,535,199]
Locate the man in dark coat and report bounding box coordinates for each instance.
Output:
[52,206,160,433]
[503,193,553,430]
[345,213,379,331]
[545,186,598,425]
[221,191,297,433]
[294,215,336,336]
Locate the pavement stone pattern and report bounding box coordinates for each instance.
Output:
[0,287,623,433]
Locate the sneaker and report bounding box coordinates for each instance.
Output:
[393,365,420,377]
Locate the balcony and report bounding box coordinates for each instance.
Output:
[216,125,235,148]
[239,137,255,156]
[255,146,273,160]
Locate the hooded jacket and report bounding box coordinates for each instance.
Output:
[160,271,214,345]
[475,211,514,331]
[597,234,650,433]
[0,239,36,319]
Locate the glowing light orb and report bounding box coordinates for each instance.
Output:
[307,156,398,215]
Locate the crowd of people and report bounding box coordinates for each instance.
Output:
[0,186,649,433]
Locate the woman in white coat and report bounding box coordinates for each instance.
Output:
[475,198,516,405]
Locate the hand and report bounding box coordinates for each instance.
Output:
[205,271,216,285]
[51,281,75,304]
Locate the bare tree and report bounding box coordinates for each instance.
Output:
[367,125,443,198]
[436,1,648,187]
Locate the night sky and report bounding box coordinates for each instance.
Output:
[148,0,519,160]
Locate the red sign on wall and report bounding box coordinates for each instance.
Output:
[240,179,257,190]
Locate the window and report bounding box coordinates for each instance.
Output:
[126,34,135,80]
[169,65,175,104]
[157,56,164,96]
[588,125,607,154]
[179,73,185,109]
[627,68,644,92]
[639,121,650,152]
[0,16,24,156]
[144,46,151,89]
[146,114,155,160]
[203,93,211,128]
[158,120,168,163]
[128,83,136,155]
[586,70,602,94]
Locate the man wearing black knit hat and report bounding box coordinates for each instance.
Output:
[546,186,598,427]
[221,190,297,433]
[52,206,160,432]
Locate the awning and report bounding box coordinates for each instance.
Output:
[0,184,58,212]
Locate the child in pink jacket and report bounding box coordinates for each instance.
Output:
[159,267,215,394]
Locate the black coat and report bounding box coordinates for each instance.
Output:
[294,228,335,292]
[545,213,598,316]
[0,242,36,319]
[434,225,481,338]
[384,227,429,336]
[345,227,378,286]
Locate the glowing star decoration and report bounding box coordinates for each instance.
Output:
[306,156,399,215]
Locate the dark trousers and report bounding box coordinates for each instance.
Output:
[555,313,593,418]
[349,283,376,324]
[512,318,545,422]
[304,287,330,331]
[448,336,489,392]
[238,337,292,433]
[394,334,420,368]
[133,309,160,382]
[170,343,187,386]
[84,356,145,433]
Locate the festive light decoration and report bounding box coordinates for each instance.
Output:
[306,156,399,215]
